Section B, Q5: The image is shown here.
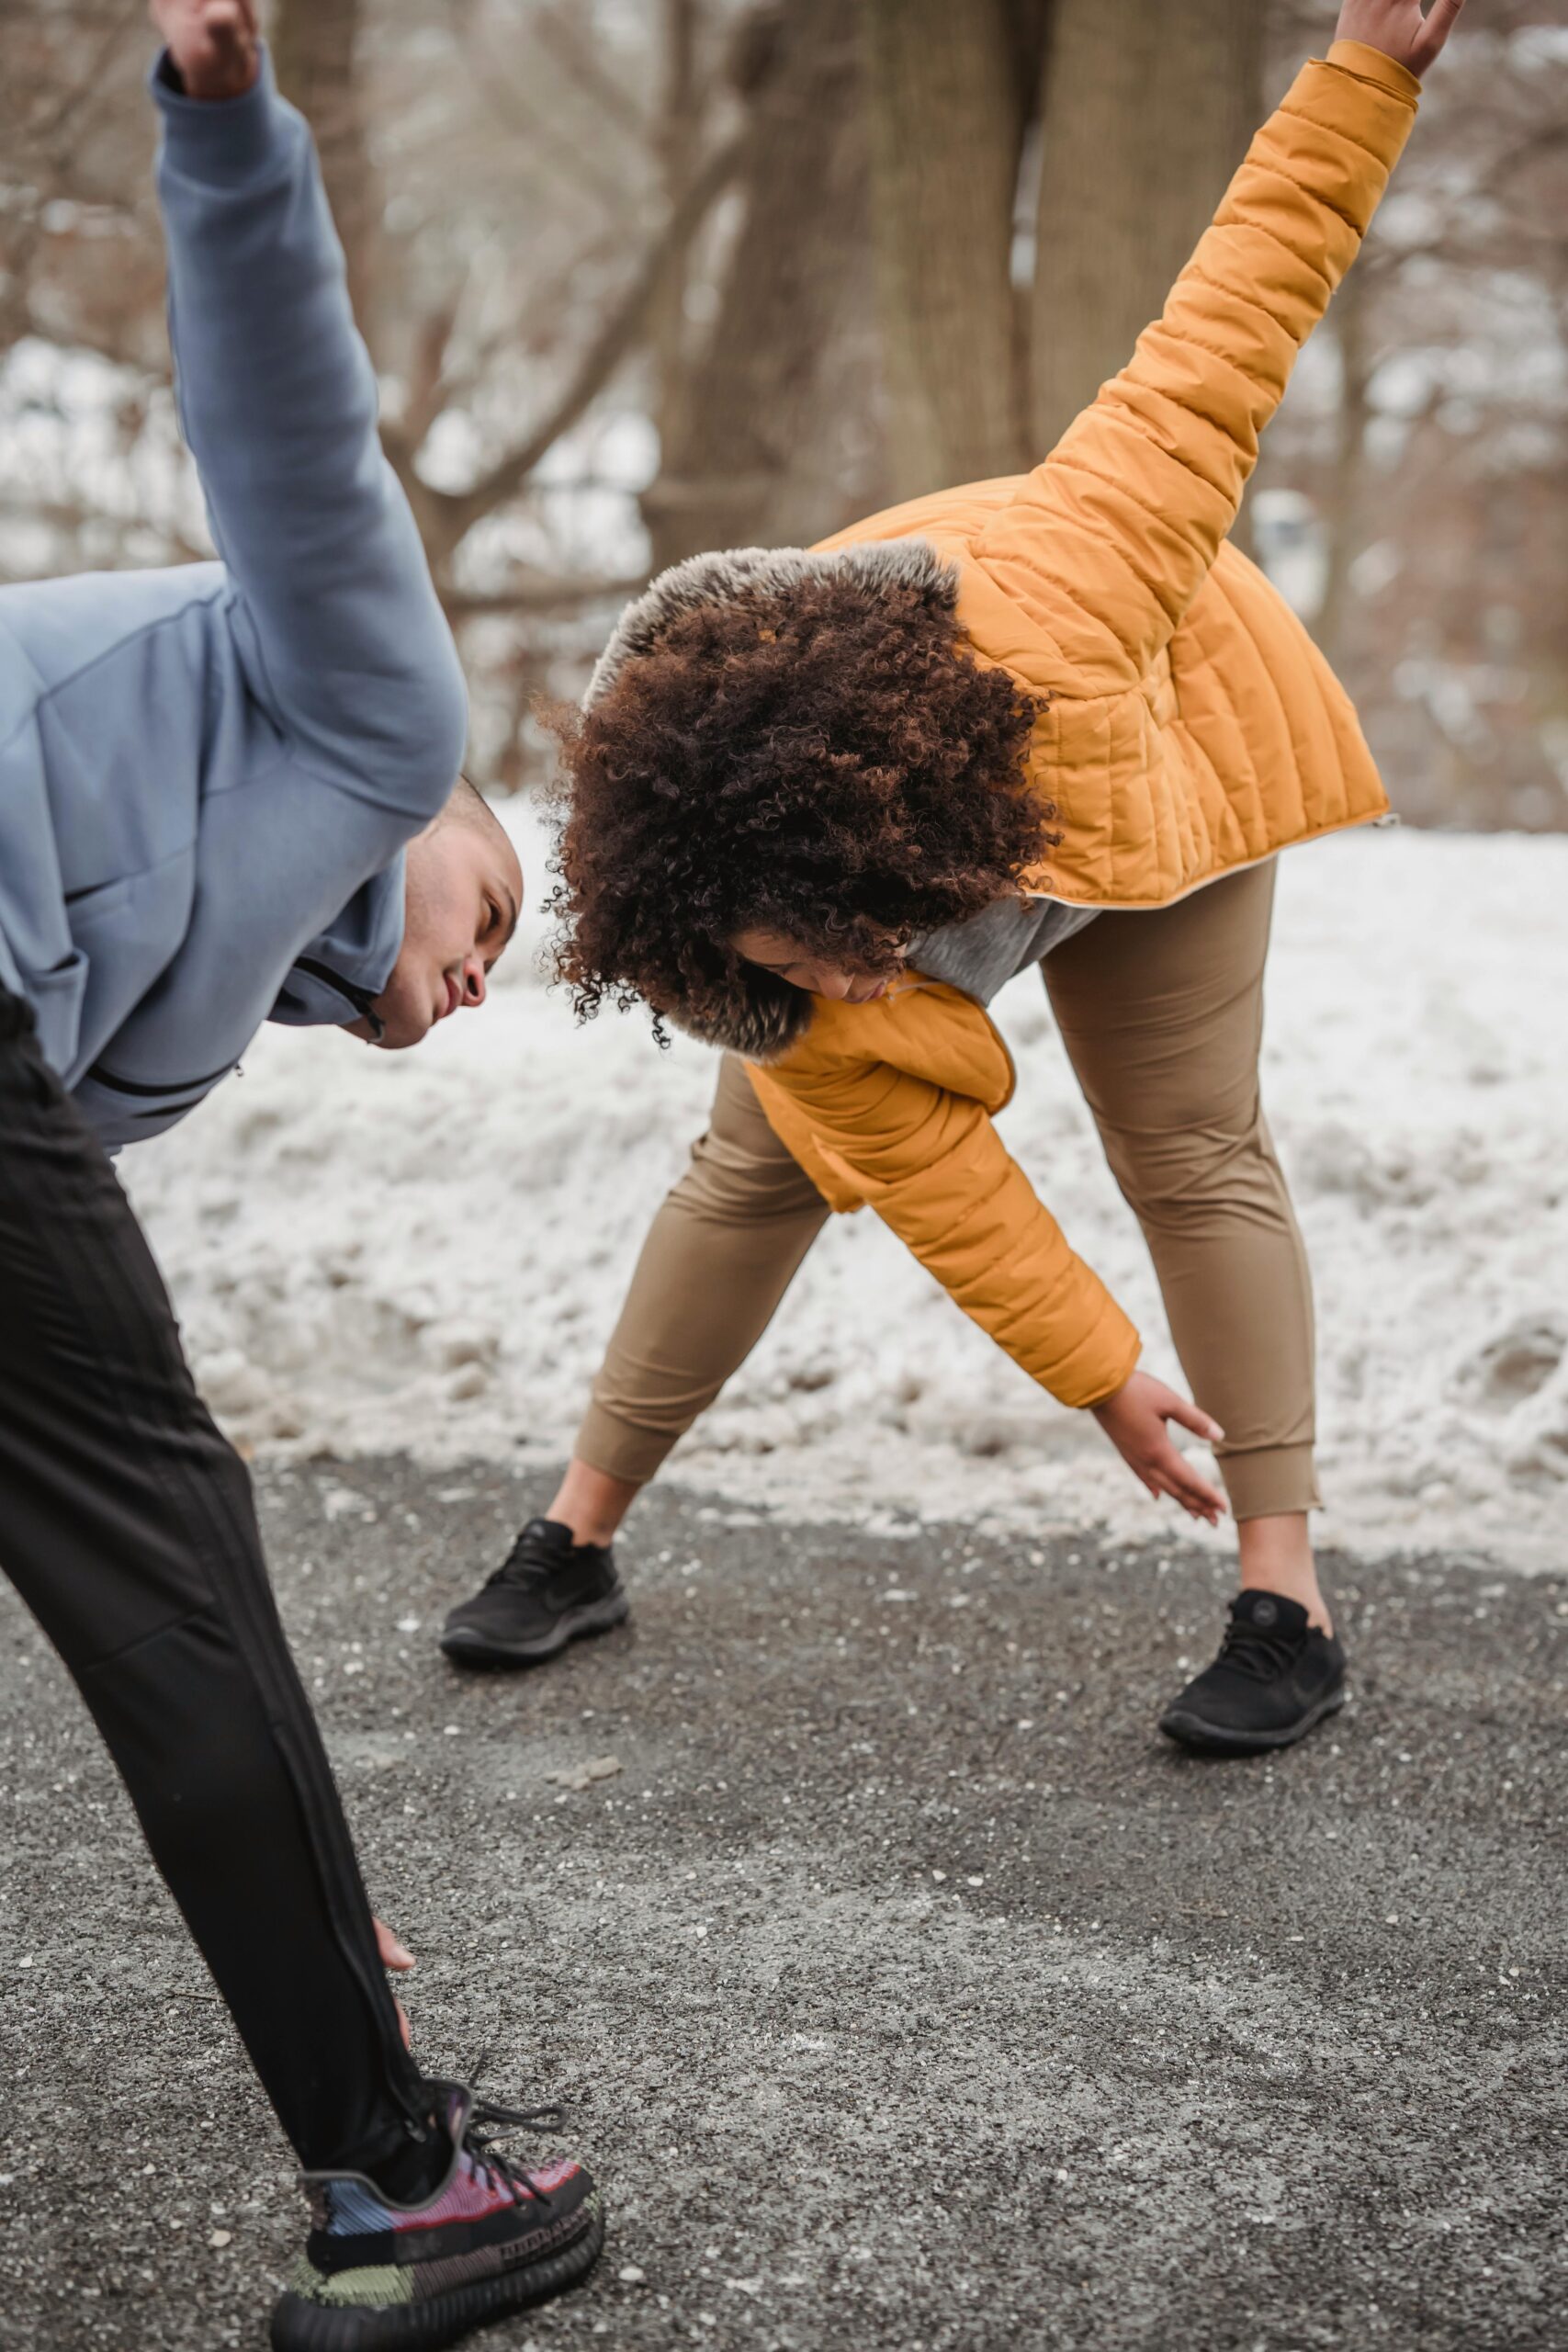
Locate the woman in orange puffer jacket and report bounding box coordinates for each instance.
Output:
[443,1,1463,1752]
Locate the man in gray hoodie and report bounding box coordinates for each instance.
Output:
[0,6,602,2344]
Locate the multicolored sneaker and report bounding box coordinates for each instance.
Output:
[270,2083,603,2352]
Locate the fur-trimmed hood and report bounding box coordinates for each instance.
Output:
[583,537,959,1059]
[585,537,958,711]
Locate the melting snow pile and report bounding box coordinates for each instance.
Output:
[125,816,1568,1569]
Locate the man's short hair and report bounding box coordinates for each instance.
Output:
[443,774,505,834]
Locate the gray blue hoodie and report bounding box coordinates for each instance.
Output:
[0,51,468,1148]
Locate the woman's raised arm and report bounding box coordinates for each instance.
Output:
[971,10,1461,692]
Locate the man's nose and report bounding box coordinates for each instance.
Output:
[819,969,852,1000]
[459,956,487,1009]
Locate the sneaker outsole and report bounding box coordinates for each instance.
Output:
[439,1592,630,1668]
[1158,1682,1348,1755]
[269,2198,604,2352]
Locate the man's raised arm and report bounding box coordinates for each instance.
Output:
[151,0,467,820]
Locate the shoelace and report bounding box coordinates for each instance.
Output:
[463,2095,567,2204]
[1215,1613,1305,1685]
[457,2054,567,2204]
[483,1528,562,1593]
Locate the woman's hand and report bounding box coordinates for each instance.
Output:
[374,1915,415,2052]
[1091,1370,1228,1526]
[1333,0,1465,78]
[150,0,261,100]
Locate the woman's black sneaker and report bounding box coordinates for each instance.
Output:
[440,1519,628,1668]
[1158,1589,1347,1754]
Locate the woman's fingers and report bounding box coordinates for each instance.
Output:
[1158,1386,1226,1446]
[1139,1382,1225,1515]
[1413,0,1466,73]
[1091,1370,1225,1520]
[1147,1435,1226,1521]
[1334,0,1464,76]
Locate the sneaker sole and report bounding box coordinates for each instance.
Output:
[269,2196,604,2352]
[438,1592,630,1669]
[1158,1683,1348,1756]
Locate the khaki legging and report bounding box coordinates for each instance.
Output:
[576,859,1318,1521]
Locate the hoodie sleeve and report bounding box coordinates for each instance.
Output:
[970,42,1419,693]
[151,47,468,822]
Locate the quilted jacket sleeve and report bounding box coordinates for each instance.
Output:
[972,41,1420,689]
[747,1049,1142,1410]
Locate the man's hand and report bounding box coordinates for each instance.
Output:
[374,1915,415,2053]
[1334,0,1465,77]
[151,0,260,101]
[1091,1369,1228,1526]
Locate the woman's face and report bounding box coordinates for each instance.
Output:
[731,925,904,1003]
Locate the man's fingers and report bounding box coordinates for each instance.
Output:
[374,1915,415,1973]
[156,0,261,98]
[203,7,254,62]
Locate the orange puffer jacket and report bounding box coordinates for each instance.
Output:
[747,40,1420,1409]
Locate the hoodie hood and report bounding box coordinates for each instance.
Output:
[268,853,406,1032]
[584,537,960,1059]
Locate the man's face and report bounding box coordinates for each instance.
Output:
[349,806,523,1050]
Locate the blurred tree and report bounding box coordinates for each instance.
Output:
[1260,0,1568,824]
[0,5,162,370]
[1030,0,1262,449]
[272,0,378,334]
[861,0,1261,500]
[862,0,1037,494]
[0,0,1562,821]
[641,0,874,569]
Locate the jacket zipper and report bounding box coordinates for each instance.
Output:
[87,1054,238,1097]
[293,955,386,1040]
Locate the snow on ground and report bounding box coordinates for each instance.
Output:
[124,815,1568,1569]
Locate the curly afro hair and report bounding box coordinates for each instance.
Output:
[547,547,1057,1057]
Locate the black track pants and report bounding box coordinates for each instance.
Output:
[0,992,429,2177]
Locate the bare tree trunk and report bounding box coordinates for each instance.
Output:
[861,0,1035,499]
[649,0,702,461]
[272,0,378,342]
[642,0,872,570]
[1314,258,1371,669]
[1029,0,1262,456]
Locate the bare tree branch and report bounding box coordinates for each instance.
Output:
[534,4,650,145]
[465,18,646,223]
[20,10,142,149]
[423,128,744,559]
[441,572,648,621]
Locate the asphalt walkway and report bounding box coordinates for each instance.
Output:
[2,1458,1564,2349]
